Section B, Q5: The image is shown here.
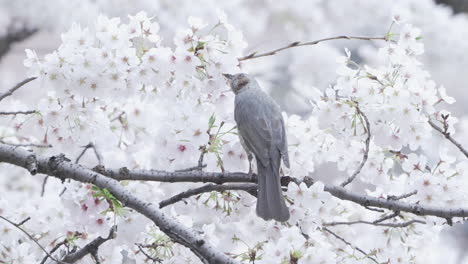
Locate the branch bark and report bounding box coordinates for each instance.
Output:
[61,226,116,263]
[324,219,426,228]
[238,35,386,61]
[428,119,468,159]
[102,168,468,220]
[341,105,371,187]
[0,215,65,264]
[101,167,256,184]
[0,28,37,62]
[322,227,379,263]
[159,183,257,208]
[0,110,36,115]
[0,144,240,264]
[0,77,37,102]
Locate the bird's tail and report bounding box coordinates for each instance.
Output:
[256,152,290,222]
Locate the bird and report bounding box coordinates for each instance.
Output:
[223,73,290,222]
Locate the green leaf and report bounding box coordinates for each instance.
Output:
[208,113,216,128]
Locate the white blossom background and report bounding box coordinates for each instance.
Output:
[2,0,468,263]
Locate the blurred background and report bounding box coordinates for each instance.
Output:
[2,0,468,262]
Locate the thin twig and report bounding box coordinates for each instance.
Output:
[17,216,31,226]
[176,140,209,172]
[76,142,102,165]
[136,243,163,263]
[197,145,207,169]
[59,187,67,197]
[110,111,126,122]
[92,144,103,165]
[364,206,385,213]
[372,211,400,224]
[387,190,418,201]
[159,183,257,208]
[429,120,468,159]
[323,219,426,228]
[0,140,52,148]
[238,36,386,61]
[61,226,117,263]
[0,215,65,263]
[372,211,399,224]
[341,105,371,187]
[322,227,379,263]
[41,176,49,197]
[0,77,37,102]
[40,239,68,264]
[0,110,36,115]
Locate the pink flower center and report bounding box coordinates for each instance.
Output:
[178,145,187,152]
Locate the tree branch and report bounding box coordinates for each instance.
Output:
[428,119,468,159]
[0,110,37,115]
[76,142,103,165]
[0,77,37,102]
[323,219,426,228]
[101,168,468,220]
[238,35,386,61]
[0,144,240,264]
[0,215,65,264]
[61,226,116,263]
[40,238,68,264]
[159,183,257,208]
[0,139,52,148]
[322,227,379,263]
[323,184,468,219]
[136,243,164,263]
[387,190,418,201]
[0,28,37,61]
[100,167,256,184]
[341,105,371,187]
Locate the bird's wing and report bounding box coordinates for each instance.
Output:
[278,115,290,168]
[235,92,290,168]
[235,95,272,167]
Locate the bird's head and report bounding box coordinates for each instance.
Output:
[223,73,252,94]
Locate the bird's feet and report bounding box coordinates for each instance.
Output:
[247,153,254,177]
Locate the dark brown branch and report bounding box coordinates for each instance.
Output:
[364,206,385,213]
[0,77,37,102]
[159,183,257,208]
[100,169,468,220]
[61,226,116,263]
[341,106,371,187]
[387,190,418,201]
[323,219,425,228]
[238,36,386,61]
[0,140,52,148]
[41,176,49,197]
[0,110,37,115]
[101,167,256,184]
[0,28,37,61]
[322,227,379,263]
[25,153,38,175]
[428,120,468,159]
[40,239,68,264]
[0,144,240,264]
[136,243,163,263]
[76,142,102,165]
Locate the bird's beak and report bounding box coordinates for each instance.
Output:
[222,73,234,80]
